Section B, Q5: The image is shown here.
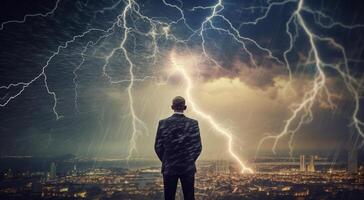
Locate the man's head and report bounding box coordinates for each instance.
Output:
[171,96,187,112]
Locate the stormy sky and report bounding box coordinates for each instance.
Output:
[0,0,363,161]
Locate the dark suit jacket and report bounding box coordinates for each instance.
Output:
[154,113,202,175]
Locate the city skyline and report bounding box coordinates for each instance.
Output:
[1,158,363,199]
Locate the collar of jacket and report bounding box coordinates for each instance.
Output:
[172,112,185,117]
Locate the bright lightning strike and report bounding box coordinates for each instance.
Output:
[1,0,363,166]
[120,0,141,160]
[170,51,254,174]
[257,0,364,157]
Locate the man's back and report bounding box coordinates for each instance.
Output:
[155,113,202,175]
[155,96,201,200]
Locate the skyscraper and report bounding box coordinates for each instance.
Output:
[300,155,306,172]
[348,148,358,173]
[49,162,57,179]
[307,155,315,172]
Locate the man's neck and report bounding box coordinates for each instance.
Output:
[174,111,184,115]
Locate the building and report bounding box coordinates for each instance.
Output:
[348,148,358,173]
[307,156,315,172]
[300,155,306,172]
[49,162,57,179]
[215,160,230,174]
[73,163,77,172]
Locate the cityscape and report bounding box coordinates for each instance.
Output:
[0,151,363,200]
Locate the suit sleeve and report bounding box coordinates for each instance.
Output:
[154,121,164,162]
[191,120,202,162]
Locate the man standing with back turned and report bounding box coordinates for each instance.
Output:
[155,96,202,200]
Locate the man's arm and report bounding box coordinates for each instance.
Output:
[154,120,164,162]
[191,120,202,162]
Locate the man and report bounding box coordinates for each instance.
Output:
[155,96,202,200]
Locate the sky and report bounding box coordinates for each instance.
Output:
[0,0,363,162]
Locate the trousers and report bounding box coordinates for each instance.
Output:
[162,173,195,200]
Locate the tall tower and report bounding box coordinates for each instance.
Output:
[300,155,306,172]
[307,156,315,172]
[348,148,358,173]
[73,162,77,171]
[49,162,57,179]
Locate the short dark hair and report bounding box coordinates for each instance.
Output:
[171,96,186,111]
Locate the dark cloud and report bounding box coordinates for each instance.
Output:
[0,0,363,158]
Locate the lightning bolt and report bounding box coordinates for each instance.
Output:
[170,51,254,173]
[120,0,141,160]
[1,0,363,167]
[0,0,62,31]
[95,0,151,160]
[257,0,364,157]
[0,27,109,119]
[194,0,284,70]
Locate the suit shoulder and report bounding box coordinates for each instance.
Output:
[185,117,198,124]
[159,116,173,124]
